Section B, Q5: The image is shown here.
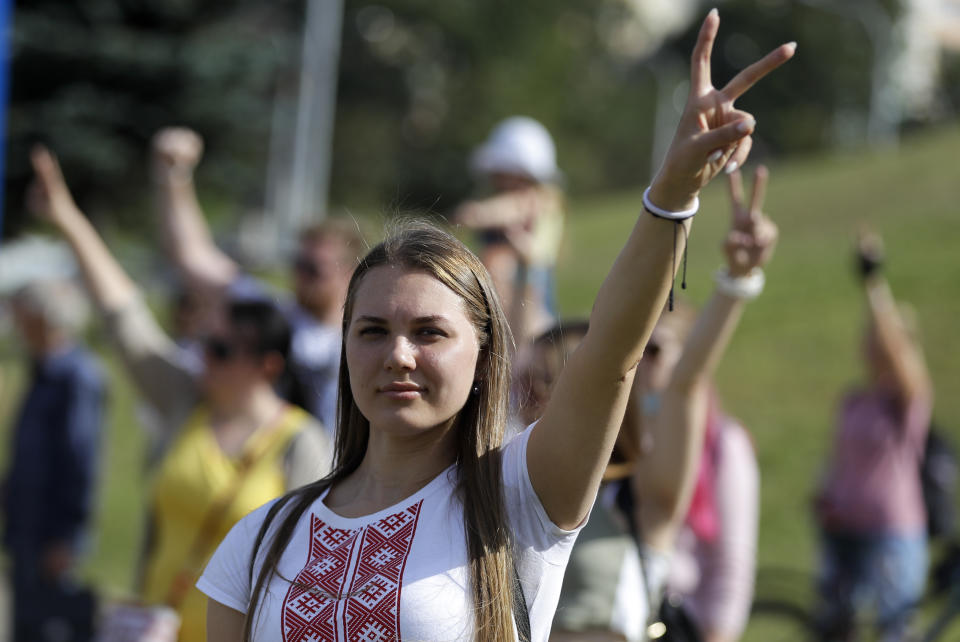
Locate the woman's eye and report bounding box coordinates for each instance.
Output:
[418,327,446,338]
[358,326,387,336]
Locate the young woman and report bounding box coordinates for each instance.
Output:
[814,230,933,642]
[198,12,795,641]
[26,149,333,642]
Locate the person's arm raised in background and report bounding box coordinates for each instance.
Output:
[28,147,196,432]
[527,9,794,531]
[856,229,932,405]
[633,166,777,553]
[151,127,239,293]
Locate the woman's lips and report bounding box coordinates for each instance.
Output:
[379,382,424,400]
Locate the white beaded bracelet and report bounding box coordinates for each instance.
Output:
[714,267,765,299]
[642,186,699,221]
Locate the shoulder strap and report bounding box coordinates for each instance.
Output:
[164,405,292,607]
[512,559,531,642]
[616,479,663,641]
[637,547,665,641]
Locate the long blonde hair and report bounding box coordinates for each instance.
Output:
[243,220,517,641]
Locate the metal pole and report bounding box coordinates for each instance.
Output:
[288,0,344,239]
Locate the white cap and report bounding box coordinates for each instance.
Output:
[470,116,560,184]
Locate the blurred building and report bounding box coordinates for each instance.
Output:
[897,0,960,119]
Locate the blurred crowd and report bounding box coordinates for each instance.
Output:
[0,112,952,642]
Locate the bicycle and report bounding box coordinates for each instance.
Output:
[747,546,960,642]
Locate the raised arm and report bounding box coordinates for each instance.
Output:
[29,147,139,312]
[151,127,239,292]
[28,147,197,428]
[857,230,931,403]
[527,11,795,530]
[637,167,778,551]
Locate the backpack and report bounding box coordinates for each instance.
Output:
[921,424,959,540]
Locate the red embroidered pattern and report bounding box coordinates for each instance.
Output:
[282,501,423,641]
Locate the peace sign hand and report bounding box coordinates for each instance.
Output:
[724,166,778,277]
[648,10,795,211]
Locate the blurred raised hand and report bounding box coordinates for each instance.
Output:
[649,10,795,211]
[855,225,885,279]
[151,126,204,179]
[724,166,778,277]
[27,145,81,226]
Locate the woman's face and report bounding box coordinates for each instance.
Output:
[346,266,481,436]
[201,317,271,404]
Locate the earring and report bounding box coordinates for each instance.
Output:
[472,382,480,395]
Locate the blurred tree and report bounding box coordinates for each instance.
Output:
[3,0,301,235]
[4,0,953,241]
[330,0,659,213]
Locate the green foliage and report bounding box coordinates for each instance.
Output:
[4,0,301,234]
[6,0,954,255]
[332,0,657,212]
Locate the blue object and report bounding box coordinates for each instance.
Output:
[0,0,12,241]
[2,346,105,550]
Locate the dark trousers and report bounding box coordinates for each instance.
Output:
[9,549,95,642]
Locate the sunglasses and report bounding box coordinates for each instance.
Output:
[204,336,242,362]
[293,256,322,279]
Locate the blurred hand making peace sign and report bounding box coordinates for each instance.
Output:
[724,166,778,276]
[649,9,795,211]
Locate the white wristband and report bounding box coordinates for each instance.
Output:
[714,267,765,299]
[642,186,699,221]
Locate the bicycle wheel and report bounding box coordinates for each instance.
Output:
[919,588,960,642]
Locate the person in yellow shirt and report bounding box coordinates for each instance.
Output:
[28,147,332,641]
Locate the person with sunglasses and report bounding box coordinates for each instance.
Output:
[151,127,365,435]
[26,148,333,642]
[513,168,777,642]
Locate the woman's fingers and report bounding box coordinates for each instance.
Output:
[152,127,204,167]
[727,169,746,214]
[28,145,76,220]
[722,42,797,101]
[30,145,59,185]
[724,135,753,175]
[727,168,745,206]
[749,165,769,218]
[690,9,720,94]
[696,117,755,157]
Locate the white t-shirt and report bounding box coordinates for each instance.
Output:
[197,426,581,641]
[285,305,341,436]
